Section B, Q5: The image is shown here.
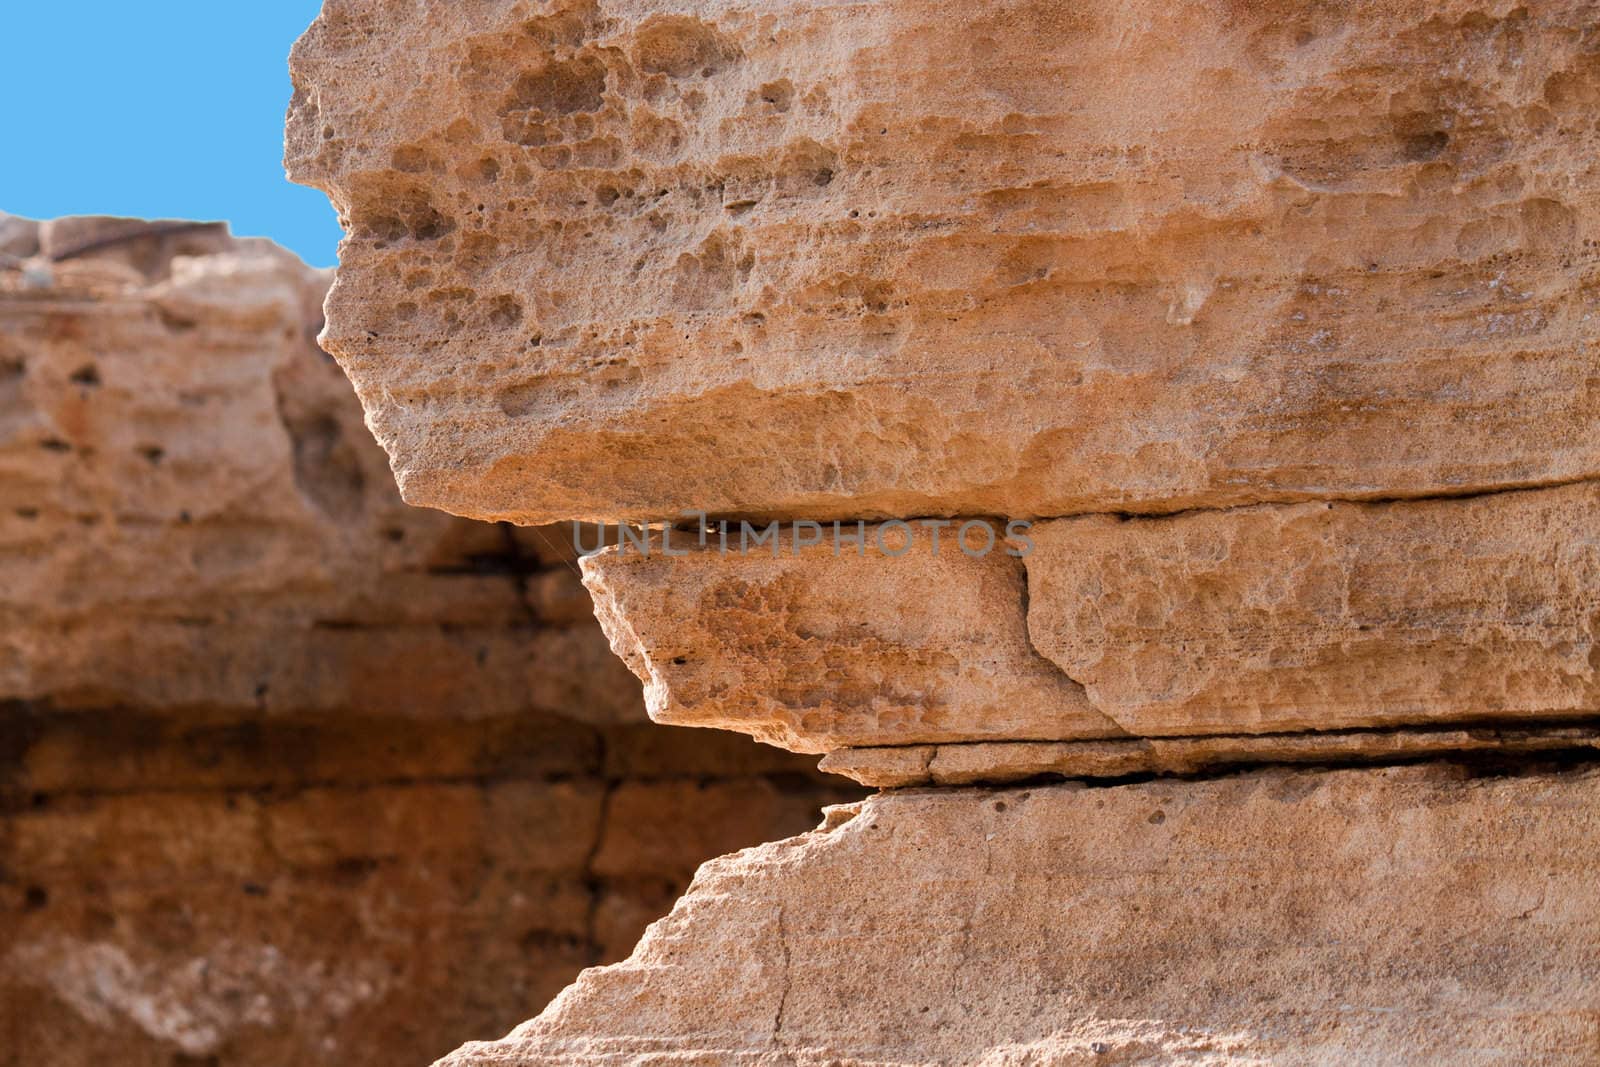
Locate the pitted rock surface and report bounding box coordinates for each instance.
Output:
[286,0,1600,525]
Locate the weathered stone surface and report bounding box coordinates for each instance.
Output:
[0,215,638,721]
[580,523,1121,753]
[37,216,234,270]
[1027,482,1600,737]
[286,0,1599,525]
[281,3,1600,1063]
[581,485,1600,753]
[820,724,1600,787]
[441,763,1600,1065]
[0,220,862,1067]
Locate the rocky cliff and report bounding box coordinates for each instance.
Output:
[283,0,1600,1063]
[0,214,858,1066]
[285,0,1598,527]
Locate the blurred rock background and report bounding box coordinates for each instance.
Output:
[0,214,860,1066]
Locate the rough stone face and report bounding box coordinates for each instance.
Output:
[0,219,861,1067]
[1026,483,1600,737]
[286,0,1600,526]
[0,212,41,259]
[580,523,1120,752]
[441,763,1600,1065]
[279,3,1600,1064]
[283,0,1600,760]
[0,215,632,721]
[581,484,1600,751]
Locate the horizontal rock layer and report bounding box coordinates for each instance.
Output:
[580,521,1120,752]
[1027,483,1600,736]
[442,762,1600,1065]
[3,709,854,1067]
[819,724,1600,787]
[582,481,1600,751]
[287,0,1600,525]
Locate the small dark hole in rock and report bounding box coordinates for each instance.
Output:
[69,364,101,387]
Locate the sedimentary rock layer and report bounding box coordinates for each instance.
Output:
[441,763,1600,1066]
[579,523,1121,752]
[1027,483,1600,736]
[582,482,1600,752]
[286,0,1599,525]
[1,708,852,1067]
[819,724,1600,787]
[0,217,862,1067]
[0,215,633,718]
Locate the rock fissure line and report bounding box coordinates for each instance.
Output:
[579,765,618,967]
[595,470,1600,535]
[817,720,1600,788]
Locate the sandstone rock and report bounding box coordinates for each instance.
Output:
[0,214,639,721]
[38,216,234,274]
[280,3,1600,1064]
[582,485,1600,754]
[0,218,862,1067]
[579,522,1121,752]
[0,212,40,260]
[1026,482,1600,736]
[2,723,855,1067]
[287,0,1599,525]
[441,763,1600,1065]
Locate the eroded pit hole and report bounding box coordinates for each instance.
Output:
[633,15,741,78]
[504,54,608,116]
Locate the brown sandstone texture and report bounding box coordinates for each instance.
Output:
[579,483,1600,751]
[580,523,1120,753]
[443,764,1600,1066]
[279,1,1600,1064]
[284,0,1600,756]
[285,0,1598,526]
[0,215,859,1067]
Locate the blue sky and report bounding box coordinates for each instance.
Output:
[3,2,340,266]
